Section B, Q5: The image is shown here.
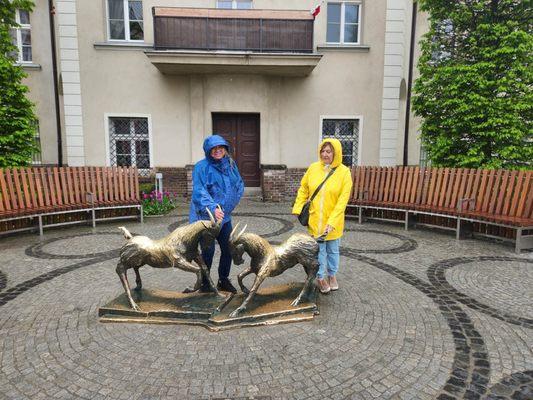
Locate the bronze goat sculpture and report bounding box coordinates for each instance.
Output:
[116,208,222,311]
[228,223,319,318]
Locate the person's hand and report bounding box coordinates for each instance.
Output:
[324,224,334,235]
[214,207,224,222]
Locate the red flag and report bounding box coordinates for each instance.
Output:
[310,4,321,18]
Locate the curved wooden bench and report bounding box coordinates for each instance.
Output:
[0,167,143,236]
[349,166,533,254]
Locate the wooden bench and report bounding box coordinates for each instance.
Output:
[349,166,533,253]
[0,167,143,236]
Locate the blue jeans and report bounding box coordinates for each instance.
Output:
[201,221,233,280]
[317,238,340,279]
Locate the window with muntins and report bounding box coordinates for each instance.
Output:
[32,120,41,165]
[109,117,150,175]
[216,0,253,9]
[10,9,32,62]
[322,119,360,167]
[327,2,361,44]
[108,0,144,41]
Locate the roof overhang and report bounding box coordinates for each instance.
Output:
[145,50,322,77]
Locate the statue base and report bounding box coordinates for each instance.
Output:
[98,282,319,331]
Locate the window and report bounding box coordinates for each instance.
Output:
[322,118,360,166]
[419,145,430,167]
[10,9,32,62]
[107,0,144,41]
[327,2,361,44]
[216,0,253,9]
[32,121,42,165]
[109,117,150,175]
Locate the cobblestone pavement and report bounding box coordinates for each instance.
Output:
[0,199,531,400]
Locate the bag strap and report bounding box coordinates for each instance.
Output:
[308,167,336,203]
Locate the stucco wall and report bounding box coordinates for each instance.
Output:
[73,0,389,169]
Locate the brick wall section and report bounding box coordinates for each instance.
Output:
[261,165,286,202]
[156,165,308,202]
[156,167,189,198]
[260,166,307,202]
[286,168,307,199]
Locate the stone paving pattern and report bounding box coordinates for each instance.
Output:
[0,199,531,400]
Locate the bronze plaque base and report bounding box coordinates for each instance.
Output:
[99,283,319,331]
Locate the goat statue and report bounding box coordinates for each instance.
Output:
[116,208,222,311]
[228,223,319,318]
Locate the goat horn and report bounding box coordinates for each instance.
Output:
[230,222,240,241]
[235,224,247,241]
[205,207,216,224]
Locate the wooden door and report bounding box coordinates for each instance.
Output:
[212,113,260,187]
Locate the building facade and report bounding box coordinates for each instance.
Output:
[17,0,427,200]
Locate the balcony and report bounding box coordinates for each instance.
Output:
[146,7,322,77]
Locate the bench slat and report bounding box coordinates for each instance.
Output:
[25,168,38,209]
[12,169,25,210]
[0,169,8,212]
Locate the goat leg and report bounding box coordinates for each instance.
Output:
[291,264,318,307]
[291,261,319,307]
[237,266,253,294]
[116,263,141,311]
[193,256,220,296]
[182,270,203,293]
[229,273,266,318]
[133,267,142,291]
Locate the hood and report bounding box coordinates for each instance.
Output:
[318,138,343,168]
[203,135,230,161]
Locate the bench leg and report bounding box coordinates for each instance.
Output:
[456,217,461,240]
[91,208,96,228]
[404,211,416,231]
[38,215,43,236]
[515,228,522,254]
[358,207,363,224]
[139,205,144,224]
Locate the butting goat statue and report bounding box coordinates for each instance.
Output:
[228,223,319,318]
[116,208,222,311]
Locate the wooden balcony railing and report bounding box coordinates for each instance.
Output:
[153,7,314,53]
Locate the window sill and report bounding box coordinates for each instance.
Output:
[317,44,370,52]
[15,62,42,70]
[94,42,153,50]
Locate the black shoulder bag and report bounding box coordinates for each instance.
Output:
[298,168,336,226]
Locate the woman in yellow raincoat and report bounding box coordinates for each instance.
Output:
[292,139,353,293]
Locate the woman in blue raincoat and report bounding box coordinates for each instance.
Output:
[189,134,244,293]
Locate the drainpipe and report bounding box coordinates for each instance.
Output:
[403,1,417,166]
[48,0,63,166]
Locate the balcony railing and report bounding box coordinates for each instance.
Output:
[153,7,314,53]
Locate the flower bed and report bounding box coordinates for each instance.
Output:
[141,190,175,216]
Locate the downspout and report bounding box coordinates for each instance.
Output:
[403,1,417,166]
[48,0,63,166]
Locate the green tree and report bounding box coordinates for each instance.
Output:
[0,0,37,167]
[412,0,532,169]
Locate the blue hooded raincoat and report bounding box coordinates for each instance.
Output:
[189,135,244,224]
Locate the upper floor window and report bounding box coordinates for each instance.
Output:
[322,118,361,167]
[107,0,144,41]
[10,9,32,62]
[327,2,361,44]
[216,0,253,9]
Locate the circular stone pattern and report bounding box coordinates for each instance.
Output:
[446,259,533,320]
[26,232,123,259]
[342,228,417,254]
[0,253,454,399]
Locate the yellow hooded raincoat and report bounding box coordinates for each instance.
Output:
[292,139,353,241]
